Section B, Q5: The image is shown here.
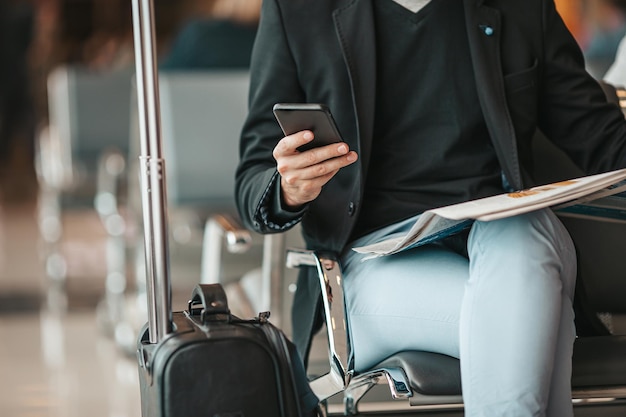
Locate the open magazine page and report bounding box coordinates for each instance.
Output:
[353,168,626,259]
[429,169,626,221]
[554,181,626,223]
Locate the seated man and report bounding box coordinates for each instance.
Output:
[235,1,626,416]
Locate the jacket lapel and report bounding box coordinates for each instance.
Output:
[333,0,377,174]
[464,0,522,189]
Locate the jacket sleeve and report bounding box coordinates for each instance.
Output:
[537,0,626,173]
[234,0,309,234]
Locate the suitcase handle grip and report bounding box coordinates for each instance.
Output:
[188,284,230,322]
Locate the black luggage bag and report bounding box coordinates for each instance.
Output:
[129,1,310,416]
[137,284,303,417]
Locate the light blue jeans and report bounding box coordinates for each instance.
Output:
[341,208,577,417]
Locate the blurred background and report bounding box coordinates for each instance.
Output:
[0,0,625,416]
[559,0,626,79]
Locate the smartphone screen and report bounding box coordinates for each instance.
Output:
[273,103,343,152]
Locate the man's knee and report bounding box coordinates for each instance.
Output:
[470,210,573,255]
[467,210,577,289]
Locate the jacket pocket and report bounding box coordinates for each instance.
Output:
[504,59,539,94]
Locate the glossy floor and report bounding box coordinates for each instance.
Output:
[1,311,142,417]
[0,178,141,417]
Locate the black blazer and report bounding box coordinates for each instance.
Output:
[235,0,626,360]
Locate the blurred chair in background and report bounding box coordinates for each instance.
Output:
[35,0,278,357]
[36,65,134,320]
[115,70,281,353]
[114,0,275,353]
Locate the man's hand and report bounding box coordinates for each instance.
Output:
[273,130,358,209]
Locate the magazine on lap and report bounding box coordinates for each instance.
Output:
[353,168,626,259]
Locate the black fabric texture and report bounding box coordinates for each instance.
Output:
[352,0,501,240]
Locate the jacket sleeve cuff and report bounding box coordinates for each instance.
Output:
[256,172,306,231]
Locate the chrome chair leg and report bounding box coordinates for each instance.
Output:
[286,249,352,400]
[343,367,412,414]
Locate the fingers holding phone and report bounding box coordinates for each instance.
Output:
[274,130,357,209]
[272,104,358,208]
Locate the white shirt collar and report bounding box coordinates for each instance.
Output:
[392,0,432,13]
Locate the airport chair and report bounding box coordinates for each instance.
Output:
[283,110,626,415]
[41,66,134,209]
[36,66,134,320]
[154,70,264,297]
[154,71,305,329]
[118,70,272,351]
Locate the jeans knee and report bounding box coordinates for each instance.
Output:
[471,210,572,254]
[468,209,577,292]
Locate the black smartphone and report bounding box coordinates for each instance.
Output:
[272,103,343,152]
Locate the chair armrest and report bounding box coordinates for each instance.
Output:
[286,248,352,401]
[201,214,253,284]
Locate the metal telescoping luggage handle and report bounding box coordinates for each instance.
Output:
[131,0,172,342]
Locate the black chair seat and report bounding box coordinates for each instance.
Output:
[572,335,626,387]
[370,335,626,400]
[374,350,462,396]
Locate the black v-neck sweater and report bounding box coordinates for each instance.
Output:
[352,0,502,240]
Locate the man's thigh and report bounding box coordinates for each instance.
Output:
[342,243,469,371]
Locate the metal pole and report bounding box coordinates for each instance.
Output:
[131,0,172,342]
